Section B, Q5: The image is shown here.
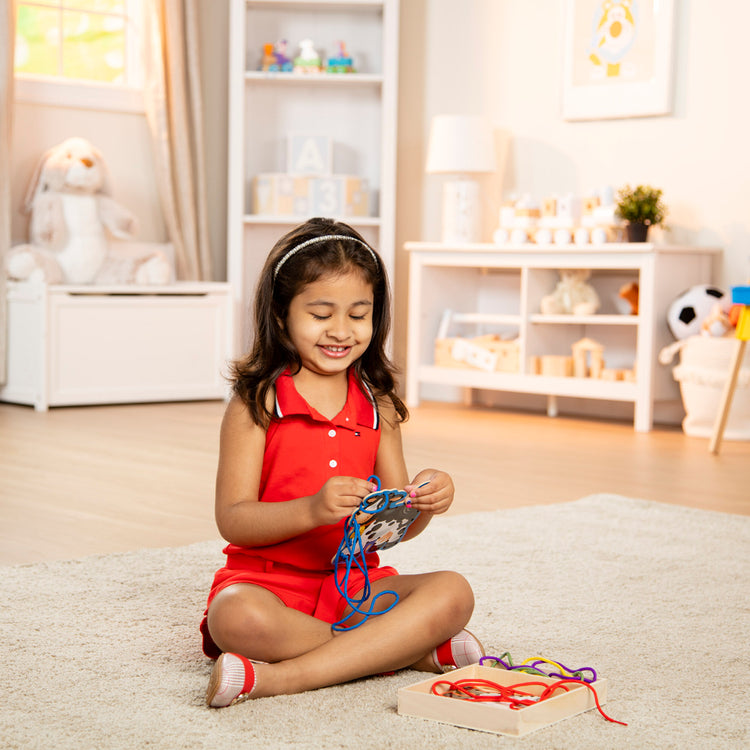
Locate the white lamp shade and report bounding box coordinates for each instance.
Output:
[425,115,496,174]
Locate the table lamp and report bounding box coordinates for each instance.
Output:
[425,114,496,244]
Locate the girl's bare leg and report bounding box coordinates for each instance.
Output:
[207,570,475,698]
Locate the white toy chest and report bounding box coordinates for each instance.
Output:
[1,281,232,411]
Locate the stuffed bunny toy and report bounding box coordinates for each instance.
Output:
[6,137,171,285]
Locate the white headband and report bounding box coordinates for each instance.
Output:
[273,234,378,280]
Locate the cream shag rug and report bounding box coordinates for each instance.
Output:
[2,495,749,750]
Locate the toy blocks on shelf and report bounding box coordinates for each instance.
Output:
[572,337,604,378]
[252,131,370,218]
[252,174,368,217]
[493,186,623,245]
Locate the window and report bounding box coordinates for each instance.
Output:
[14,0,145,112]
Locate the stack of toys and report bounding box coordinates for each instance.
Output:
[493,187,624,245]
[253,134,369,218]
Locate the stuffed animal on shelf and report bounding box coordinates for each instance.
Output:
[541,269,601,316]
[6,137,171,285]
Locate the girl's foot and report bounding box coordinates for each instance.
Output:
[431,628,485,672]
[206,653,257,707]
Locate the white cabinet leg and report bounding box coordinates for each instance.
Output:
[547,394,558,418]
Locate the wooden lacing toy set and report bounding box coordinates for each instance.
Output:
[398,650,627,736]
[430,653,626,727]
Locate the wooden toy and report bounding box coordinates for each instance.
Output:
[493,189,621,246]
[260,43,276,72]
[287,134,332,175]
[710,285,750,453]
[572,337,604,378]
[540,355,574,377]
[398,664,610,737]
[326,41,356,73]
[253,173,368,217]
[262,39,293,72]
[435,335,519,374]
[574,227,590,244]
[293,39,322,73]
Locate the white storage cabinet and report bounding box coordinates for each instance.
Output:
[227,0,399,352]
[405,242,721,432]
[1,281,232,411]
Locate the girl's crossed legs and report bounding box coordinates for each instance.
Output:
[205,569,476,700]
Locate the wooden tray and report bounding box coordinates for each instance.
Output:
[397,665,608,737]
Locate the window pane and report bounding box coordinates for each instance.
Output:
[62,10,125,83]
[65,1,126,12]
[15,5,61,77]
[20,1,60,8]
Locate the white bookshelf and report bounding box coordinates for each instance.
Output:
[227,0,399,353]
[405,242,721,431]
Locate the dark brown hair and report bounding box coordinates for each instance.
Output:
[229,217,407,427]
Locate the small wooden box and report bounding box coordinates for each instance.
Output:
[398,665,607,737]
[434,336,519,373]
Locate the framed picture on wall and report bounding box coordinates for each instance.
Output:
[562,0,676,121]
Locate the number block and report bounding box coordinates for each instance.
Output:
[253,173,369,217]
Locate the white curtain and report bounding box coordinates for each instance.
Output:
[143,0,212,281]
[0,0,15,385]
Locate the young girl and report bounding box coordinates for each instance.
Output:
[202,218,483,707]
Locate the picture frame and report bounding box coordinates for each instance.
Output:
[562,0,676,121]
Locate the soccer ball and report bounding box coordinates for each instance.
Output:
[667,285,727,340]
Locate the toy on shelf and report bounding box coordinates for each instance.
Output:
[435,335,520,374]
[5,137,170,286]
[540,269,601,316]
[326,41,356,73]
[572,337,604,378]
[260,40,293,72]
[293,39,322,73]
[619,281,639,315]
[252,133,369,218]
[530,337,635,381]
[434,309,520,373]
[710,286,750,453]
[534,355,574,377]
[493,187,623,246]
[667,284,728,340]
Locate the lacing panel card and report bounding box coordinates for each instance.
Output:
[333,478,421,562]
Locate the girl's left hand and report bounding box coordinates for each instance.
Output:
[403,469,454,515]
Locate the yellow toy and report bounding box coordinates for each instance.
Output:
[710,286,750,453]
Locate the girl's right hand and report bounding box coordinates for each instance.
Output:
[311,476,377,526]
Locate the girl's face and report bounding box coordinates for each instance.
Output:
[285,269,374,377]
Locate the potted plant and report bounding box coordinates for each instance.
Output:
[615,184,667,242]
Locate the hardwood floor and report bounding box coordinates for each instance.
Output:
[1,399,747,566]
